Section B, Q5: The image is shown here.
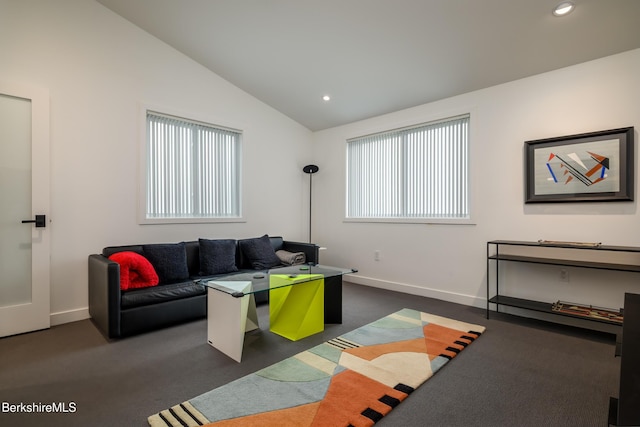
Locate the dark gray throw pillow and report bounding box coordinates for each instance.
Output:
[199,238,239,275]
[142,242,189,284]
[239,235,281,269]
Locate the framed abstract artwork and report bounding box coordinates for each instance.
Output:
[525,127,634,203]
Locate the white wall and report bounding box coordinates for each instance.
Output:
[0,0,314,324]
[313,49,640,313]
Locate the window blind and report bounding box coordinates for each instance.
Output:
[347,115,469,219]
[146,112,240,219]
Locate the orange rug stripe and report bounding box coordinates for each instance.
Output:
[310,369,409,427]
[204,402,321,427]
[423,323,472,358]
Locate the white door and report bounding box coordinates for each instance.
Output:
[0,81,50,337]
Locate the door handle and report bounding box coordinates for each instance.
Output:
[22,214,46,228]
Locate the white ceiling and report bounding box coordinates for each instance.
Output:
[97,0,640,131]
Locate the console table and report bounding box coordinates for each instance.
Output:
[486,240,640,327]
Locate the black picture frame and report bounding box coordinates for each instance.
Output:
[525,127,634,203]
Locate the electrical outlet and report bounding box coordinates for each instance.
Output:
[374,250,380,261]
[559,268,569,282]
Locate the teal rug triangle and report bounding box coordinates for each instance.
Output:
[148,308,485,426]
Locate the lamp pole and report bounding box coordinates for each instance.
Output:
[302,165,319,243]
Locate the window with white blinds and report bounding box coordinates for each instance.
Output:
[346,115,469,221]
[145,111,241,221]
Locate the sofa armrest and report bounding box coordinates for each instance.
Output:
[88,254,122,338]
[282,241,320,264]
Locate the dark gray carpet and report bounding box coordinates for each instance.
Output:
[0,283,619,426]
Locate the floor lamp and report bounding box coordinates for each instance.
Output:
[303,164,319,243]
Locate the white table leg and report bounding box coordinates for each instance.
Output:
[206,281,256,362]
[246,291,259,332]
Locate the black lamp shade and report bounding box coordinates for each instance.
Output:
[303,164,319,174]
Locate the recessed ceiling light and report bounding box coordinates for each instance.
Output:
[553,1,575,16]
[322,95,331,101]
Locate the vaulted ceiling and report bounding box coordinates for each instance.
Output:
[97,0,640,131]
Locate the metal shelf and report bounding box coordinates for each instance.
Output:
[486,240,640,328]
[488,254,640,273]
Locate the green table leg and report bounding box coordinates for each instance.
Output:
[269,274,324,341]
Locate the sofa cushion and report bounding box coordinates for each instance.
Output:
[199,238,239,275]
[238,234,282,269]
[120,281,205,309]
[142,242,189,284]
[108,251,159,290]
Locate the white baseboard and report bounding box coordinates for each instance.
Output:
[50,307,90,326]
[346,274,485,309]
[46,278,484,327]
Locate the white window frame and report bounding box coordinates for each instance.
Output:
[345,114,473,224]
[138,107,244,224]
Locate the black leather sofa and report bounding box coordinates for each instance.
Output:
[88,236,318,339]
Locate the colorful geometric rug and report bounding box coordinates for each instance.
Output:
[148,308,485,427]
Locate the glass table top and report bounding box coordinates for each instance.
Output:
[202,264,357,297]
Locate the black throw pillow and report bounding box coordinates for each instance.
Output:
[199,238,239,275]
[142,242,189,284]
[239,235,281,269]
